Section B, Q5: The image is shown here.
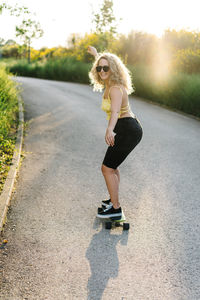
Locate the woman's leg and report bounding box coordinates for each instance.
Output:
[101,164,120,209]
[114,168,120,184]
[105,169,120,200]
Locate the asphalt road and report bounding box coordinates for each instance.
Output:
[0,77,200,300]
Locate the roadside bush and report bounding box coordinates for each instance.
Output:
[9,56,91,83]
[172,49,200,74]
[130,63,200,117]
[1,44,20,58]
[0,67,19,193]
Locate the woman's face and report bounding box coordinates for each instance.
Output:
[97,58,110,82]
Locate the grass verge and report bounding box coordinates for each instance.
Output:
[0,67,20,194]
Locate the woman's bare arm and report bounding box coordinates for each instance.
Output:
[108,87,123,131]
[87,46,99,58]
[105,87,123,146]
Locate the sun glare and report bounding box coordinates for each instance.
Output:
[152,42,172,82]
[114,0,200,38]
[0,0,200,49]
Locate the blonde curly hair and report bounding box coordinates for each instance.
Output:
[89,52,134,95]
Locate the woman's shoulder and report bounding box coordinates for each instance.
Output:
[109,84,127,96]
[109,84,122,92]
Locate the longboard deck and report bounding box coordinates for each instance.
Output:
[97,208,126,222]
[109,212,126,222]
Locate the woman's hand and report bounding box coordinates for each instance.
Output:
[87,46,98,57]
[105,128,116,147]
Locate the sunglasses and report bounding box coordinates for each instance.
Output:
[96,65,110,72]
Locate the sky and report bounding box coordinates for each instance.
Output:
[0,0,200,49]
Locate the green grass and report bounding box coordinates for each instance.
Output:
[0,67,19,194]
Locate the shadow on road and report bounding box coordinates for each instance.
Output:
[86,218,129,300]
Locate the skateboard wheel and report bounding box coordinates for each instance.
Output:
[97,207,102,214]
[115,222,121,227]
[105,222,112,229]
[123,223,129,230]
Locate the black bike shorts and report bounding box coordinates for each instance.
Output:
[102,117,143,169]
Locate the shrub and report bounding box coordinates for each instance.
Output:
[130,63,200,117]
[0,67,19,193]
[172,49,200,74]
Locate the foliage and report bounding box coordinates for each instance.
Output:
[0,2,30,16]
[1,44,20,58]
[2,27,200,73]
[66,31,119,61]
[162,29,200,52]
[108,31,158,65]
[92,0,118,35]
[172,49,200,74]
[0,67,19,193]
[69,33,100,62]
[0,44,73,61]
[0,68,19,137]
[129,63,200,117]
[16,19,44,63]
[9,57,91,84]
[0,1,43,63]
[16,19,43,44]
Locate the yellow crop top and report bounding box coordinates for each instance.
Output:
[101,86,133,120]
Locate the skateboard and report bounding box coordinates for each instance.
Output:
[97,207,130,230]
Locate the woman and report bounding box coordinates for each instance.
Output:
[88,46,143,218]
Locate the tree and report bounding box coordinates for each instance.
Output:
[92,0,119,35]
[0,2,43,63]
[0,38,5,47]
[110,30,158,65]
[67,33,82,49]
[0,2,30,58]
[4,39,17,46]
[0,2,30,17]
[91,0,121,52]
[172,49,200,74]
[16,19,43,63]
[2,44,20,58]
[162,29,200,53]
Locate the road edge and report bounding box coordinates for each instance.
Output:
[0,96,24,234]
